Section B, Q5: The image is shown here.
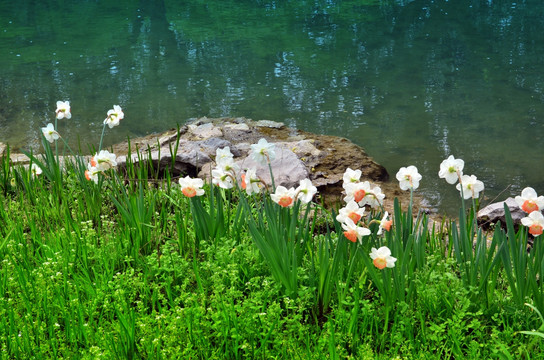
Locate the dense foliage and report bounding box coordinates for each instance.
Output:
[0,136,543,359]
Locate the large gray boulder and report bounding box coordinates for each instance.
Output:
[477,197,528,229]
[234,144,309,190]
[111,117,389,195]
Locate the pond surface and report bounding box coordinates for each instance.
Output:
[1,0,544,213]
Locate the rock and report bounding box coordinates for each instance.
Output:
[113,117,390,206]
[198,145,308,190]
[236,145,309,189]
[188,123,223,140]
[0,142,6,157]
[255,120,285,129]
[116,138,230,177]
[10,153,31,164]
[477,197,527,228]
[223,123,250,132]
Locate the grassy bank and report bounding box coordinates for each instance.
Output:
[0,120,543,359]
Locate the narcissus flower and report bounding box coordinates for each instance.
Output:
[342,168,362,188]
[31,163,42,177]
[370,246,397,269]
[439,155,464,184]
[341,218,371,243]
[521,211,544,236]
[295,179,317,204]
[212,168,234,189]
[345,182,385,209]
[456,174,484,199]
[270,186,296,208]
[366,185,386,209]
[396,165,422,191]
[344,181,372,204]
[515,187,544,214]
[92,150,117,171]
[55,101,71,119]
[217,158,240,175]
[215,147,234,167]
[250,138,276,165]
[377,212,392,235]
[85,165,100,184]
[243,168,263,195]
[104,105,124,128]
[179,176,205,197]
[336,201,366,224]
[41,123,60,143]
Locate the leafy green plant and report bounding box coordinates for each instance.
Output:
[0,145,13,197]
[307,212,356,317]
[110,177,156,259]
[244,196,313,298]
[518,303,544,341]
[498,205,544,314]
[189,184,227,245]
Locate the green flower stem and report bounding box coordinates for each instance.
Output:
[410,188,414,213]
[267,158,276,191]
[54,117,59,162]
[98,122,107,152]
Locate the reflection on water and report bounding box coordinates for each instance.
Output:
[1,0,543,212]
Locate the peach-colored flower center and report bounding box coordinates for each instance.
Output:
[90,157,97,167]
[343,230,357,243]
[182,187,197,198]
[241,174,247,190]
[278,196,293,208]
[348,212,361,223]
[373,257,387,270]
[529,224,543,236]
[354,189,366,203]
[382,220,392,232]
[84,170,91,181]
[522,200,539,214]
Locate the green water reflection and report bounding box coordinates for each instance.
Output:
[1,0,543,212]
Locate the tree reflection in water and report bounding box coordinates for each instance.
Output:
[0,0,543,212]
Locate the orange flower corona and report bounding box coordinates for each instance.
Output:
[182,187,197,198]
[529,224,543,236]
[343,230,357,243]
[382,220,392,232]
[354,189,366,203]
[348,212,362,224]
[522,200,539,214]
[373,257,387,270]
[278,196,293,208]
[240,174,247,190]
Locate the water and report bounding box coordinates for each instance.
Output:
[1,0,544,213]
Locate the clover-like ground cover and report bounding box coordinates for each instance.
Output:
[1,143,543,359]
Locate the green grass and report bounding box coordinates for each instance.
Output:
[0,146,543,359]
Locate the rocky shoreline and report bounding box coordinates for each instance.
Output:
[0,117,428,215]
[3,116,528,229]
